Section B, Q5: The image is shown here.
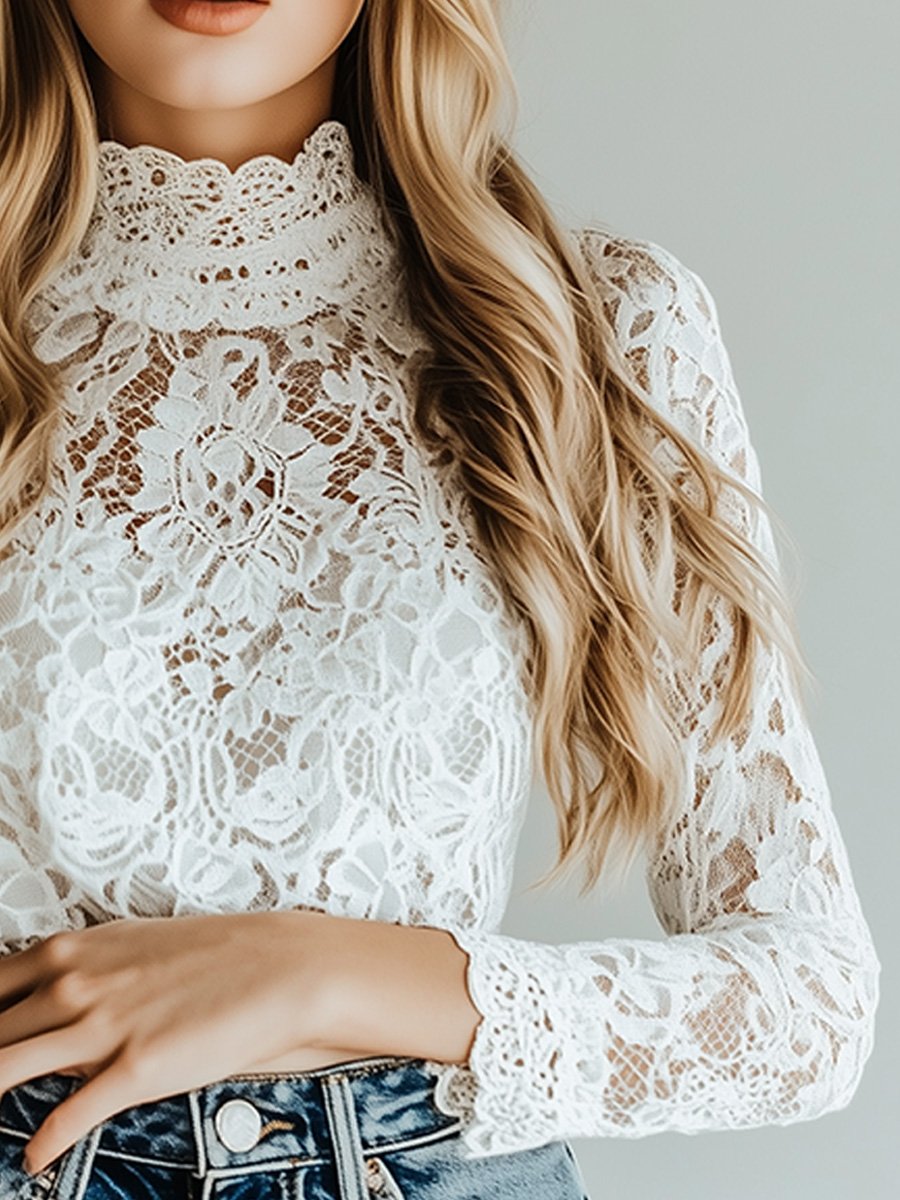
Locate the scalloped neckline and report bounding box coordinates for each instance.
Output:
[95,117,355,183]
[54,114,394,326]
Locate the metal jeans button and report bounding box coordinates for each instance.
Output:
[214,1098,263,1152]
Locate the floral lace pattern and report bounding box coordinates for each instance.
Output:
[3,121,879,1160]
[9,122,533,949]
[427,231,881,1155]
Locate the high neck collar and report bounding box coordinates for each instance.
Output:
[50,118,405,332]
[93,118,363,252]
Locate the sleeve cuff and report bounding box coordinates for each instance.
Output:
[433,922,611,1158]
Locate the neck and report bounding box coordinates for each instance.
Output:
[89,52,338,170]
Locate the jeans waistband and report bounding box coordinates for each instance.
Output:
[0,1055,462,1173]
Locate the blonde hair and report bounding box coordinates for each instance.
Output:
[0,0,810,897]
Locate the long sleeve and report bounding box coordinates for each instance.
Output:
[438,230,881,1159]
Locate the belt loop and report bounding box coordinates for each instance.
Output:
[187,1087,208,1179]
[49,1124,103,1200]
[321,1072,369,1200]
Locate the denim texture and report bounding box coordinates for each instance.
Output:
[0,1055,589,1199]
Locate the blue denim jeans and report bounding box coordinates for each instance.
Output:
[0,1054,590,1199]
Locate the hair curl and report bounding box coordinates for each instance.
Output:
[0,0,809,897]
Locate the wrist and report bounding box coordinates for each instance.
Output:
[314,915,482,1065]
[263,908,349,1052]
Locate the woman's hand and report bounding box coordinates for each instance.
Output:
[0,910,338,1175]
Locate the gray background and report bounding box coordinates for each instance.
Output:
[500,3,898,1197]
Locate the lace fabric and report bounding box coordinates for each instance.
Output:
[427,233,881,1155]
[3,120,880,1159]
[40,119,410,336]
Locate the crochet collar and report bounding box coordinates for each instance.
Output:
[92,118,364,252]
[50,118,401,330]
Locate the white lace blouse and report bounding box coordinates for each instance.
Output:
[4,118,880,1159]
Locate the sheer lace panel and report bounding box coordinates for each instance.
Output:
[6,125,533,953]
[2,129,879,1159]
[427,229,879,1157]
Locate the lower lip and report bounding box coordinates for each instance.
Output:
[148,0,267,37]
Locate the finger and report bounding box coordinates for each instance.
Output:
[23,1058,146,1176]
[0,985,78,1050]
[0,941,45,1004]
[0,1025,87,1095]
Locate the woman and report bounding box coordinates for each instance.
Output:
[0,1,880,1197]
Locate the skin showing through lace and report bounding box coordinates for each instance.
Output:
[60,0,377,1078]
[2,1,814,911]
[0,0,880,1169]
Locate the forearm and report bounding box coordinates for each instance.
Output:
[300,911,481,1065]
